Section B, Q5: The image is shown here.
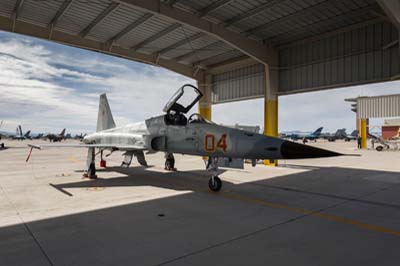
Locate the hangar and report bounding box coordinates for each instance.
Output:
[0,0,399,163]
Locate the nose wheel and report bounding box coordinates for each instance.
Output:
[208,176,222,192]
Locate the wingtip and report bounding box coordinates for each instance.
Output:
[28,144,41,150]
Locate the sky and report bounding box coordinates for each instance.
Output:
[0,31,399,135]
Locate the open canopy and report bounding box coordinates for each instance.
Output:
[163,84,203,114]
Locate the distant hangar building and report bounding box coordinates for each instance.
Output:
[382,118,400,139]
[0,0,399,163]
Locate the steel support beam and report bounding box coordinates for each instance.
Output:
[222,0,281,26]
[191,50,236,67]
[0,15,201,80]
[208,56,257,75]
[377,0,400,30]
[12,0,24,18]
[49,0,74,27]
[173,41,224,62]
[196,0,235,18]
[153,0,273,58]
[80,2,120,38]
[12,0,24,31]
[132,22,181,50]
[108,13,153,44]
[115,0,278,65]
[155,32,205,56]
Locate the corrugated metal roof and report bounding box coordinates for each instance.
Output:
[56,0,112,35]
[357,95,400,119]
[0,0,15,18]
[18,0,61,27]
[87,5,147,42]
[0,0,389,72]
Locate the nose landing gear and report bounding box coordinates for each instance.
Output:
[206,157,222,192]
[208,175,222,192]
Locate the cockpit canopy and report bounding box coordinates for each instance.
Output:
[163,84,203,114]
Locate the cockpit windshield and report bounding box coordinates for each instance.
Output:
[163,84,203,114]
[188,113,213,124]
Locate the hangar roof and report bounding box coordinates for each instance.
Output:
[0,0,386,72]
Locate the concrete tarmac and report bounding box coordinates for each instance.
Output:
[0,139,400,265]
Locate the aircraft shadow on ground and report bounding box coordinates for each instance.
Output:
[55,164,400,210]
[2,165,400,266]
[63,166,228,192]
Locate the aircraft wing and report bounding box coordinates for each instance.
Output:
[28,143,147,150]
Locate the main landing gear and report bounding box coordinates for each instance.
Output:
[206,157,222,192]
[83,147,97,179]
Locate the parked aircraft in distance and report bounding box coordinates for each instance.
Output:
[324,129,357,142]
[285,127,323,141]
[0,120,5,149]
[45,128,66,142]
[13,125,31,140]
[28,84,343,192]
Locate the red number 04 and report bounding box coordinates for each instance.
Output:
[204,134,227,152]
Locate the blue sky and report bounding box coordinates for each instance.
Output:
[0,31,399,135]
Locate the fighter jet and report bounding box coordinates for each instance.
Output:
[13,125,31,140]
[28,84,342,192]
[324,129,357,142]
[45,128,66,142]
[285,127,323,141]
[0,120,5,150]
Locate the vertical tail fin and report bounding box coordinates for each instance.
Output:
[96,94,116,132]
[18,125,23,137]
[60,128,66,136]
[312,127,323,136]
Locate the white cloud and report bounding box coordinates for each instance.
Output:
[0,35,194,134]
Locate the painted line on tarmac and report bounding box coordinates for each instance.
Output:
[216,190,400,237]
[67,155,80,163]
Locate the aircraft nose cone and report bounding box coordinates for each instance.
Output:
[280,141,342,159]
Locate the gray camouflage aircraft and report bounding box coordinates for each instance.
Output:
[28,84,342,192]
[45,128,66,142]
[13,125,32,140]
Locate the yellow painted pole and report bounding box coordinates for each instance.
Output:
[360,118,367,149]
[199,105,211,121]
[198,74,212,160]
[198,73,212,121]
[264,99,278,166]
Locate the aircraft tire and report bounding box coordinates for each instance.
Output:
[208,176,222,192]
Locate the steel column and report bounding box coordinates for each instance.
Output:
[360,119,368,149]
[198,73,212,121]
[264,64,278,166]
